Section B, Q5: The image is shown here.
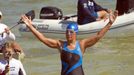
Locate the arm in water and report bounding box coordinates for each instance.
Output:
[80,10,118,53]
[21,15,63,51]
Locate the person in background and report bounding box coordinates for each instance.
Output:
[0,42,26,75]
[0,11,25,60]
[77,0,110,25]
[0,11,2,20]
[21,10,118,75]
[0,11,16,52]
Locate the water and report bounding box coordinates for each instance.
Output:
[1,0,134,75]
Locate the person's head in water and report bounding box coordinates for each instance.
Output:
[2,42,15,61]
[66,23,78,42]
[0,11,2,20]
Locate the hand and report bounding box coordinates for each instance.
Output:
[107,9,112,13]
[3,65,10,74]
[96,18,101,21]
[0,69,3,74]
[21,15,32,27]
[109,10,118,24]
[4,28,10,35]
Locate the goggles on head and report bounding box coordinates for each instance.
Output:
[66,23,79,34]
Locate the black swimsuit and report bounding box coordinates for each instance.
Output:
[60,41,84,75]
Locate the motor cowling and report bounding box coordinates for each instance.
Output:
[40,6,63,19]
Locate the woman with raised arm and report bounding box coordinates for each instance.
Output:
[21,11,118,75]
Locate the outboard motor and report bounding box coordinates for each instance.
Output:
[40,6,63,19]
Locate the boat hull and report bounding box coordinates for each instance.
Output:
[19,12,134,39]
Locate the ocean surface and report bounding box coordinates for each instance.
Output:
[1,0,134,75]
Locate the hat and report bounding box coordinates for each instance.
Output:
[67,23,79,33]
[0,11,2,16]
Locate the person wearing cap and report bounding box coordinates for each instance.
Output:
[0,11,24,60]
[21,10,118,75]
[0,11,16,53]
[77,0,110,25]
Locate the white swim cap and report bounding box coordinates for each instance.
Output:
[0,11,2,16]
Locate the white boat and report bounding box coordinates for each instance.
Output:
[19,5,134,39]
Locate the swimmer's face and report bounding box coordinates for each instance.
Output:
[66,29,76,41]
